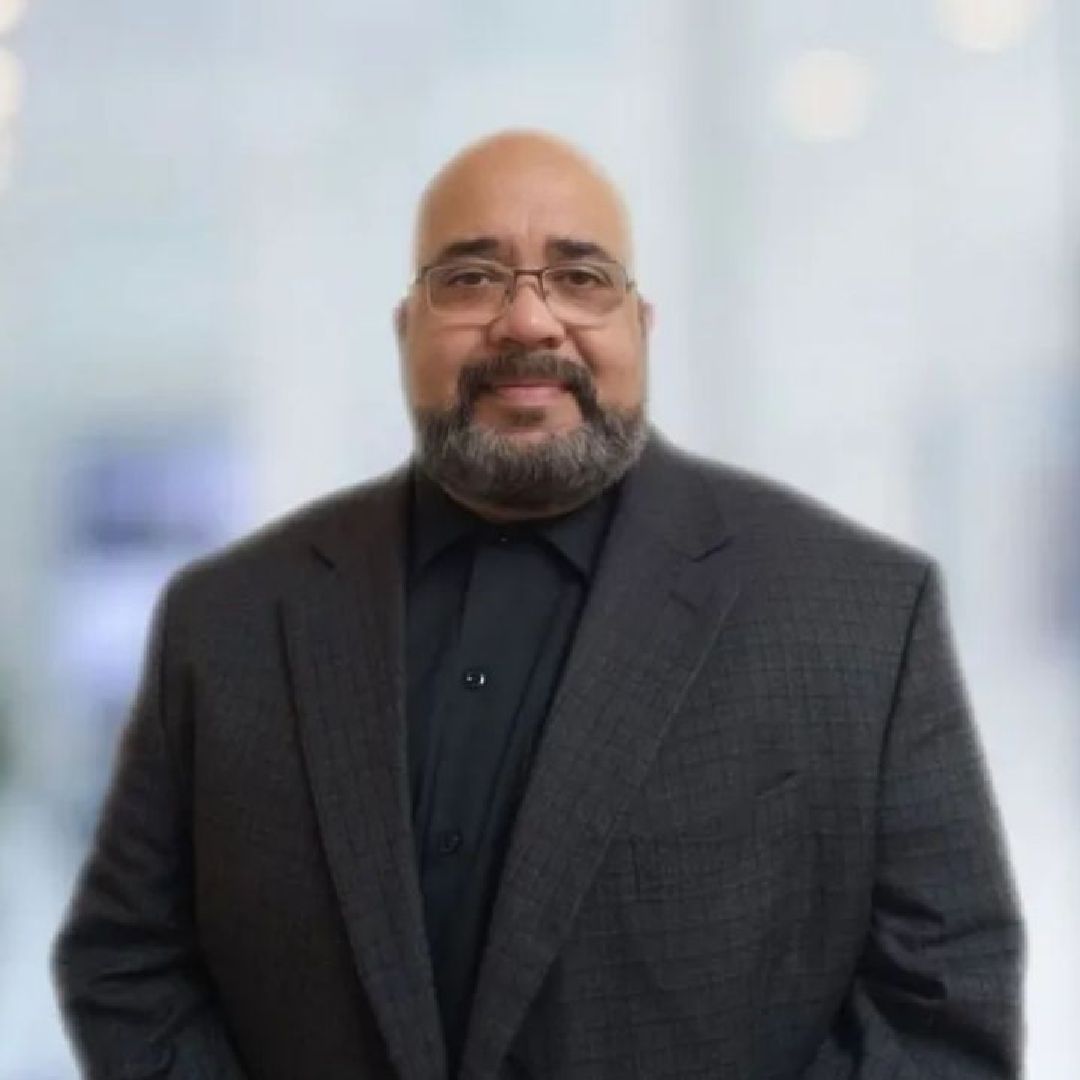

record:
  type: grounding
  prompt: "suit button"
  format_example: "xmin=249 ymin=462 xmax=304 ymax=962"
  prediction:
xmin=462 ymin=668 xmax=487 ymax=689
xmin=436 ymin=830 xmax=463 ymax=855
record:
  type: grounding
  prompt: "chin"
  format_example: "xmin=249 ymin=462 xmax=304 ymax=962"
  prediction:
xmin=484 ymin=421 xmax=580 ymax=446
xmin=477 ymin=404 xmax=582 ymax=437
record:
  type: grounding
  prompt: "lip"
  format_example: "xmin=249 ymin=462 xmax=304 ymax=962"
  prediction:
xmin=486 ymin=381 xmax=567 ymax=404
xmin=488 ymin=379 xmax=565 ymax=387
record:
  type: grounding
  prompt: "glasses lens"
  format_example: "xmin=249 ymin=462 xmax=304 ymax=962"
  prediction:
xmin=427 ymin=262 xmax=508 ymax=317
xmin=543 ymin=262 xmax=625 ymax=321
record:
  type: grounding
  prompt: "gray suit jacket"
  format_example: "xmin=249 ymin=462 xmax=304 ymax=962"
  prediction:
xmin=53 ymin=431 xmax=1022 ymax=1079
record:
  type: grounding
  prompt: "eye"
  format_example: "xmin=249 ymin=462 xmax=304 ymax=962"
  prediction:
xmin=548 ymin=263 xmax=614 ymax=290
xmin=437 ymin=264 xmax=504 ymax=288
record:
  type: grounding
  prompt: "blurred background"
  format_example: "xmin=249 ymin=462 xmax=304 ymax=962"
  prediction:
xmin=0 ymin=0 xmax=1076 ymax=1075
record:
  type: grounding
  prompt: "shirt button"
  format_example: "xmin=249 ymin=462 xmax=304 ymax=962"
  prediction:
xmin=496 ymin=533 xmax=511 ymax=544
xmin=462 ymin=668 xmax=487 ymax=689
xmin=436 ymin=829 xmax=463 ymax=855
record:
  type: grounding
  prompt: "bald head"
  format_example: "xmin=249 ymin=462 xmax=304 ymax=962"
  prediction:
xmin=412 ymin=130 xmax=635 ymax=275
xmin=396 ymin=131 xmax=651 ymax=520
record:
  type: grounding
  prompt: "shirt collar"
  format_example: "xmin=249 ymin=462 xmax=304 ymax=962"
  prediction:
xmin=409 ymin=465 xmax=618 ymax=579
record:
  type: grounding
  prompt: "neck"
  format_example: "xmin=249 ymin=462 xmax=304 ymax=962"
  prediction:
xmin=437 ymin=483 xmax=595 ymax=523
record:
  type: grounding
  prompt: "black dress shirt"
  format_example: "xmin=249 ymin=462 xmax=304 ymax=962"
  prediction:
xmin=405 ymin=468 xmax=617 ymax=1076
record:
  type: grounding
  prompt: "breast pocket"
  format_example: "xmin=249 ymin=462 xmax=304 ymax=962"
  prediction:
xmin=626 ymin=770 xmax=807 ymax=903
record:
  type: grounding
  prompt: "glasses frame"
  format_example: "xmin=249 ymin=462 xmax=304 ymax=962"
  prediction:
xmin=414 ymin=258 xmax=636 ymax=327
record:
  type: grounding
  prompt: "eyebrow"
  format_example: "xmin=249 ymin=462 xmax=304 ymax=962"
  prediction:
xmin=426 ymin=236 xmax=503 ymax=265
xmin=423 ymin=234 xmax=622 ymax=268
xmin=546 ymin=236 xmax=619 ymax=264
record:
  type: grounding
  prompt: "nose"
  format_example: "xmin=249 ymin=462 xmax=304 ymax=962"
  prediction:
xmin=487 ymin=276 xmax=567 ymax=352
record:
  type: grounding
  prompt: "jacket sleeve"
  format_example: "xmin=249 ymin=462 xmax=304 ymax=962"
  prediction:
xmin=803 ymin=562 xmax=1023 ymax=1079
xmin=51 ymin=576 xmax=249 ymax=1080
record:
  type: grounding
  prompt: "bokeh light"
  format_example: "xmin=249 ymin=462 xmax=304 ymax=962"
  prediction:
xmin=0 ymin=47 xmax=24 ymax=121
xmin=775 ymin=48 xmax=874 ymax=143
xmin=0 ymin=0 xmax=27 ymax=38
xmin=935 ymin=0 xmax=1046 ymax=52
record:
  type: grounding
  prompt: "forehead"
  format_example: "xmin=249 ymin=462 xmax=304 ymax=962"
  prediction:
xmin=414 ymin=153 xmax=632 ymax=270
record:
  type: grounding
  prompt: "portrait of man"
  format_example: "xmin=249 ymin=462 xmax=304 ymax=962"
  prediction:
xmin=51 ymin=131 xmax=1022 ymax=1079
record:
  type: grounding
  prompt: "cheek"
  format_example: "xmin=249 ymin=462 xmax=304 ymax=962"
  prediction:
xmin=404 ymin=329 xmax=481 ymax=407
xmin=575 ymin=329 xmax=646 ymax=406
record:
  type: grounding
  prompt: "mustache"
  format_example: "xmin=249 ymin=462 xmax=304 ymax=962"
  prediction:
xmin=457 ymin=352 xmax=598 ymax=414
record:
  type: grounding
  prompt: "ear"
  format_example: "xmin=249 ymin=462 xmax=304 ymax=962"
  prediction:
xmin=637 ymin=296 xmax=654 ymax=338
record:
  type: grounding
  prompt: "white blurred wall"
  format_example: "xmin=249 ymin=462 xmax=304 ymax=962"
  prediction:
xmin=0 ymin=1 xmax=1076 ymax=1075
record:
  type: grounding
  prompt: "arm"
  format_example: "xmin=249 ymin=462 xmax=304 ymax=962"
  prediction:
xmin=804 ymin=563 xmax=1023 ymax=1078
xmin=51 ymin=578 xmax=249 ymax=1080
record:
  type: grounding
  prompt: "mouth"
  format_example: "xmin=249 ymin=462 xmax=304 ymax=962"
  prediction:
xmin=484 ymin=380 xmax=568 ymax=405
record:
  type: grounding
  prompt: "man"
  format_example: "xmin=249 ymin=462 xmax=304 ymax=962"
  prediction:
xmin=53 ymin=131 xmax=1022 ymax=1079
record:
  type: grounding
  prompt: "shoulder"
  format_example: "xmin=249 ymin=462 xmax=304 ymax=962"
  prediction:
xmin=650 ymin=433 xmax=933 ymax=592
xmin=162 ymin=462 xmax=409 ymax=614
xmin=650 ymin=437 xmax=940 ymax=695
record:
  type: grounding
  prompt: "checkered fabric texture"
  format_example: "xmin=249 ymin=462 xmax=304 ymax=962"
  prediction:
xmin=52 ymin=431 xmax=1022 ymax=1080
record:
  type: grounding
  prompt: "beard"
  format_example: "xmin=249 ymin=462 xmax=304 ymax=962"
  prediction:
xmin=411 ymin=351 xmax=647 ymax=515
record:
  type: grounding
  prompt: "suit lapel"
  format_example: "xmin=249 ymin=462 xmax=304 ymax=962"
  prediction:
xmin=281 ymin=468 xmax=447 ymax=1080
xmin=461 ymin=434 xmax=741 ymax=1080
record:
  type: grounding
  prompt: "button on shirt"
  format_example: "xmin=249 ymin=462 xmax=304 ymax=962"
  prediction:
xmin=406 ymin=469 xmax=617 ymax=1076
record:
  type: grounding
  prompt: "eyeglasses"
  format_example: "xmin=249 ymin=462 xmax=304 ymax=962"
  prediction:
xmin=415 ymin=259 xmax=634 ymax=327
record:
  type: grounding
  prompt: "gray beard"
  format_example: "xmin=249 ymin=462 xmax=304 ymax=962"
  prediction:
xmin=411 ymin=351 xmax=647 ymax=515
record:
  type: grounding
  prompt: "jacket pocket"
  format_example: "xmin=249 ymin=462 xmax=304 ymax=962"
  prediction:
xmin=628 ymin=771 xmax=806 ymax=902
